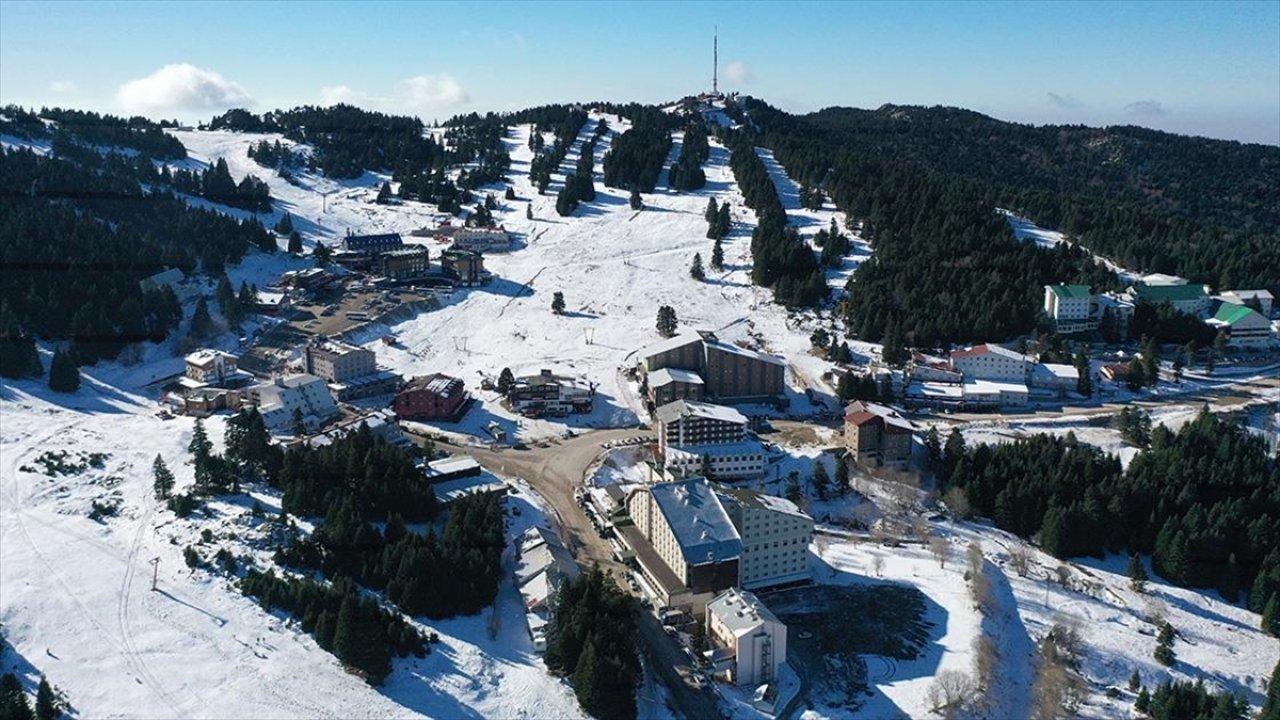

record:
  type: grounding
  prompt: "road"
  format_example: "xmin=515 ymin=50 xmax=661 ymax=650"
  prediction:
xmin=428 ymin=429 xmax=725 ymax=720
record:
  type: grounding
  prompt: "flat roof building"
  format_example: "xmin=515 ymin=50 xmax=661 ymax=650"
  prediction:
xmin=706 ymin=588 xmax=787 ymax=688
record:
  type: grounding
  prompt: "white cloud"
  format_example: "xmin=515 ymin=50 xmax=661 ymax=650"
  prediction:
xmin=116 ymin=63 xmax=252 ymax=115
xmin=49 ymin=80 xmax=77 ymax=94
xmin=724 ymin=60 xmax=754 ymax=85
xmin=318 ymin=74 xmax=470 ymax=115
xmin=1125 ymin=100 xmax=1167 ymax=117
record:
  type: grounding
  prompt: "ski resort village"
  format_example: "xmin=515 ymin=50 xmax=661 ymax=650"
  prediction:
xmin=3 ymin=17 xmax=1280 ymax=720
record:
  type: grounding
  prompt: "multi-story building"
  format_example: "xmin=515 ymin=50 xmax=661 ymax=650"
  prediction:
xmin=1207 ymin=302 xmax=1274 ymax=348
xmin=339 ymin=232 xmax=404 ymax=255
xmin=637 ymin=331 xmax=785 ymax=403
xmin=394 ymin=373 xmax=469 ymax=421
xmin=378 ymin=246 xmax=429 ymax=280
xmin=1029 ymin=363 xmax=1080 ymax=396
xmin=949 ymin=343 xmax=1032 ymax=382
xmin=304 ymin=339 xmax=399 ymax=401
xmin=1043 ymin=285 xmax=1098 ymax=334
xmin=716 ymin=487 xmax=813 ymax=591
xmin=253 ymin=374 xmax=340 ymax=434
xmin=508 ymin=369 xmax=595 ymax=416
xmin=514 ymin=526 xmax=580 ymax=653
xmin=446 ymin=227 xmax=512 ymax=253
xmin=184 ymin=350 xmax=247 ymax=387
xmin=440 ymin=249 xmax=489 ymax=286
xmin=305 ymin=339 xmax=376 ymax=382
xmin=1097 ymin=292 xmax=1136 ymax=340
xmin=647 ymin=367 xmax=705 ymax=406
xmin=1128 ymin=282 xmax=1211 ymax=317
xmin=705 ymin=588 xmax=787 ymax=687
xmin=623 ymin=478 xmax=741 ymax=609
xmin=843 ymin=400 xmax=914 ymax=469
xmin=1217 ymin=290 xmax=1274 ymax=318
xmin=655 ymin=399 xmax=765 ymax=479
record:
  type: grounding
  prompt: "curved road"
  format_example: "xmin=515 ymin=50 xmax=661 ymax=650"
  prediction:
xmin=431 ymin=429 xmax=724 ymax=720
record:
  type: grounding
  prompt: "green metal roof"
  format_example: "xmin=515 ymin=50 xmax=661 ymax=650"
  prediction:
xmin=1049 ymin=284 xmax=1092 ymax=299
xmin=1133 ymin=284 xmax=1207 ymax=303
xmin=1212 ymin=302 xmax=1264 ymax=326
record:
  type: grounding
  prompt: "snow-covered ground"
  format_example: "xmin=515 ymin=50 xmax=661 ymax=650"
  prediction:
xmin=813 ymin=520 xmax=1279 ymax=719
xmin=0 ymin=375 xmax=587 ymax=719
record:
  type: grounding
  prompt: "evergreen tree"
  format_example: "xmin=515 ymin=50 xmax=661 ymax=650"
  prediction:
xmin=1127 ymin=668 xmax=1141 ymax=693
xmin=1128 ymin=554 xmax=1148 ymax=593
xmin=655 ymin=305 xmax=678 ymax=337
xmin=711 ymin=237 xmax=724 ymax=270
xmin=505 ymin=186 xmax=516 ymax=201
xmin=47 ymin=348 xmax=79 ymax=393
xmin=274 ymin=212 xmax=294 ymax=235
xmin=287 ymin=230 xmax=302 ymax=254
xmin=1264 ymin=593 xmax=1279 ymax=637
xmin=313 ymin=241 xmax=332 ymax=265
xmin=1135 ymin=687 xmax=1151 ymax=714
xmin=551 ymin=291 xmax=566 ymax=315
xmin=190 ymin=297 xmax=214 ymax=339
xmin=0 ymin=304 xmax=42 ymax=379
xmin=705 ymin=197 xmax=718 ymax=223
xmin=881 ymin=324 xmax=908 ymax=367
xmin=34 ymin=678 xmax=57 ymax=720
xmin=690 ymin=253 xmax=705 ymax=281
xmin=813 ymin=460 xmax=830 ymax=501
xmin=0 ymin=673 xmax=34 ymax=720
xmin=153 ymin=454 xmax=175 ymax=500
xmin=1075 ymin=350 xmax=1092 ymax=397
xmin=525 ymin=204 xmax=533 ymax=221
xmin=786 ymin=471 xmax=803 ymax=504
xmin=629 ymin=186 xmax=643 ymax=210
xmin=375 ymin=181 xmax=393 ymax=204
xmin=497 ymin=367 xmax=515 ymax=395
xmin=1262 ymin=658 xmax=1279 ymax=720
xmin=1154 ymin=621 xmax=1176 ymax=666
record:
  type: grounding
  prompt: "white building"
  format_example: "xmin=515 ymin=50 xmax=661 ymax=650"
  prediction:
xmin=1043 ymin=285 xmax=1097 ymax=334
xmin=716 ymin=487 xmax=813 ymax=591
xmin=254 ymin=374 xmax=340 ymax=434
xmin=183 ymin=350 xmax=248 ymax=388
xmin=949 ymin=344 xmax=1032 ymax=382
xmin=443 ymin=226 xmax=513 ymax=253
xmin=514 ymin=527 xmax=580 ymax=653
xmin=655 ymin=400 xmax=766 ymax=479
xmin=1097 ymin=292 xmax=1136 ymax=339
xmin=1207 ymin=302 xmax=1274 ymax=348
xmin=962 ymin=379 xmax=1029 ymax=408
xmin=705 ymin=588 xmax=787 ymax=687
xmin=1029 ymin=362 xmax=1079 ymax=396
xmin=1217 ymin=290 xmax=1274 ymax=318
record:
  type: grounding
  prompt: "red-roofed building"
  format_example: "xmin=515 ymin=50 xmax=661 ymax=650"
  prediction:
xmin=843 ymin=401 xmax=914 ymax=469
xmin=394 ymin=373 xmax=469 ymax=421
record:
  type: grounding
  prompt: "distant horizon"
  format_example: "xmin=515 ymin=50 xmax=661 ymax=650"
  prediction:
xmin=2 ymin=1 xmax=1277 ymax=145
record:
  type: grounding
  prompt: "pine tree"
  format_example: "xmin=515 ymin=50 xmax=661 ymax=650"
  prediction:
xmin=497 ymin=367 xmax=515 ymax=395
xmin=287 ymin=230 xmax=302 ymax=254
xmin=551 ymin=291 xmax=566 ymax=315
xmin=572 ymin=636 xmax=603 ymax=716
xmin=526 ymin=204 xmax=533 ymax=221
xmin=1262 ymin=657 xmax=1280 ymax=720
xmin=1 ymin=673 xmax=34 ymax=720
xmin=47 ymin=348 xmax=79 ymax=393
xmin=705 ymin=197 xmax=718 ymax=223
xmin=1135 ymin=687 xmax=1151 ymax=713
xmin=1128 ymin=553 xmax=1148 ymax=592
xmin=189 ymin=419 xmax=212 ymax=461
xmin=786 ymin=471 xmax=802 ymax=504
xmin=690 ymin=253 xmax=705 ymax=281
xmin=505 ymin=186 xmax=516 ymax=201
xmin=190 ymin=297 xmax=214 ymax=339
xmin=1075 ymin=351 xmax=1092 ymax=396
xmin=1264 ymin=593 xmax=1279 ymax=637
xmin=153 ymin=454 xmax=175 ymax=500
xmin=655 ymin=305 xmax=678 ymax=337
xmin=274 ymin=212 xmax=294 ymax=235
xmin=1218 ymin=554 xmax=1239 ymax=603
xmin=1154 ymin=621 xmax=1176 ymax=665
xmin=1127 ymin=668 xmax=1141 ymax=693
xmin=375 ymin=181 xmax=393 ymax=204
xmin=812 ymin=460 xmax=830 ymax=501
xmin=34 ymin=678 xmax=57 ymax=720
xmin=711 ymin=237 xmax=724 ymax=270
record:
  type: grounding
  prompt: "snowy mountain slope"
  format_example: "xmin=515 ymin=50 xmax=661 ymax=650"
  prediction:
xmin=0 ymin=374 xmax=590 ymax=719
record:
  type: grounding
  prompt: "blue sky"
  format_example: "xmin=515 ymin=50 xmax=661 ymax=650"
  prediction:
xmin=2 ymin=1 xmax=1277 ymax=144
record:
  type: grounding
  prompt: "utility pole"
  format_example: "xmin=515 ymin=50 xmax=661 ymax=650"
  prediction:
xmin=149 ymin=557 xmax=160 ymax=591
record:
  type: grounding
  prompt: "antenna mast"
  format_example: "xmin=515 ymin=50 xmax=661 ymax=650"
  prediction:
xmin=713 ymin=26 xmax=719 ymax=95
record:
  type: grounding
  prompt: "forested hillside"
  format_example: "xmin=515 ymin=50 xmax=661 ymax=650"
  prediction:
xmin=746 ymin=99 xmax=1279 ymax=296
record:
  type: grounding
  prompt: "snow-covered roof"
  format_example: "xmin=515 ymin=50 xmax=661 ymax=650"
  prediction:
xmin=637 ymin=332 xmax=704 ymax=361
xmin=707 ymin=588 xmax=781 ymax=636
xmin=702 ymin=336 xmax=786 ymax=367
xmin=962 ymin=379 xmax=1029 ymax=395
xmin=905 ymin=381 xmax=964 ymax=399
xmin=844 ymin=400 xmax=913 ymax=432
xmin=715 ymin=485 xmax=811 ymax=522
xmin=1032 ymin=363 xmax=1080 ymax=381
xmin=424 ymin=456 xmax=481 ymax=477
xmin=654 ymin=399 xmax=748 ymax=426
xmin=185 ymin=349 xmax=237 ymax=368
xmin=649 ymin=367 xmax=704 ymax=387
xmin=664 ymin=439 xmax=767 ymax=460
xmin=951 ymin=343 xmax=1029 ymax=362
xmin=649 ymin=478 xmax=741 ymax=566
xmin=1140 ymin=273 xmax=1187 ymax=287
